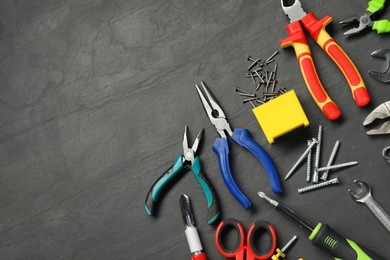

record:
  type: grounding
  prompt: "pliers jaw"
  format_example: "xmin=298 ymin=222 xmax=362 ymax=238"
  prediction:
xmin=182 ymin=125 xmax=203 ymax=164
xmin=195 ymin=82 xmax=233 ymax=138
xmin=363 ymin=101 xmax=390 ymax=135
xmin=340 ymin=13 xmax=373 ymax=36
xmin=281 ymin=0 xmax=307 ymax=23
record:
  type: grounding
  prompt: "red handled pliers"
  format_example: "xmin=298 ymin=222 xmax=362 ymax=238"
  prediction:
xmin=280 ymin=0 xmax=371 ymax=121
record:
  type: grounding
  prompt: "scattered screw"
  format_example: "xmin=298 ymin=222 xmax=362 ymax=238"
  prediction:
xmin=320 ymin=140 xmax=340 ymax=181
xmin=306 ymin=140 xmax=312 ymax=182
xmin=317 ymin=161 xmax=358 ymax=172
xmin=285 ymin=138 xmax=318 ymax=181
xmin=312 ymin=125 xmax=322 ymax=183
xmin=298 ymin=178 xmax=339 ymax=194
xmin=281 ymin=235 xmax=298 ymax=253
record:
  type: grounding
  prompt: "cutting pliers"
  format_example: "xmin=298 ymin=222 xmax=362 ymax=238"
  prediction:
xmin=363 ymin=100 xmax=390 ymax=135
xmin=144 ymin=125 xmax=220 ymax=224
xmin=280 ymin=0 xmax=370 ymax=121
xmin=341 ymin=0 xmax=390 ymax=35
xmin=195 ymin=82 xmax=282 ymax=210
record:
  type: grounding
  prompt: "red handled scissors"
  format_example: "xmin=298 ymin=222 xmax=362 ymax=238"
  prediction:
xmin=215 ymin=219 xmax=277 ymax=260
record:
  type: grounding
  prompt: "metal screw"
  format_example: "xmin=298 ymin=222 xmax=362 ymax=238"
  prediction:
xmin=249 ymin=72 xmax=257 ymax=86
xmin=281 ymin=235 xmax=298 ymax=253
xmin=317 ymin=161 xmax=358 ymax=172
xmin=284 ymin=138 xmax=318 ymax=181
xmin=312 ymin=125 xmax=322 ymax=183
xmin=320 ymin=140 xmax=340 ymax=181
xmin=298 ymin=178 xmax=339 ymax=194
xmin=306 ymin=140 xmax=312 ymax=182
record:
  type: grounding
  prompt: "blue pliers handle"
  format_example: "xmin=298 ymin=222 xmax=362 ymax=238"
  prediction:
xmin=213 ymin=128 xmax=282 ymax=209
xmin=196 ymin=82 xmax=283 ymax=210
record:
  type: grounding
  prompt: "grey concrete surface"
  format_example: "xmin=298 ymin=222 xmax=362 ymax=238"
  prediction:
xmin=0 ymin=0 xmax=389 ymax=259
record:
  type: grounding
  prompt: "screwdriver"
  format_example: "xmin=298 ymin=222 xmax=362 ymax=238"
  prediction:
xmin=272 ymin=235 xmax=297 ymax=260
xmin=179 ymin=194 xmax=207 ymax=260
xmin=258 ymin=192 xmax=385 ymax=260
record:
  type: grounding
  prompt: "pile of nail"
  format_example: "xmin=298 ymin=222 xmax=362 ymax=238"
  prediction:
xmin=284 ymin=125 xmax=359 ymax=194
xmin=236 ymin=51 xmax=288 ymax=107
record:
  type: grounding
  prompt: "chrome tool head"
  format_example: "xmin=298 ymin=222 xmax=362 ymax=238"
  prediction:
xmin=195 ymin=82 xmax=233 ymax=138
xmin=179 ymin=193 xmax=195 ymax=227
xmin=257 ymin=191 xmax=278 ymax=207
xmin=363 ymin=101 xmax=390 ymax=135
xmin=281 ymin=0 xmax=307 ymax=22
xmin=340 ymin=13 xmax=373 ymax=36
xmin=183 ymin=125 xmax=203 ymax=163
xmin=348 ymin=180 xmax=371 ymax=203
xmin=369 ymin=49 xmax=390 ymax=83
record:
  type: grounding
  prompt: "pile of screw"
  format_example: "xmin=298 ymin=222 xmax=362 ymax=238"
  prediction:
xmin=236 ymin=51 xmax=288 ymax=108
xmin=284 ymin=125 xmax=359 ymax=194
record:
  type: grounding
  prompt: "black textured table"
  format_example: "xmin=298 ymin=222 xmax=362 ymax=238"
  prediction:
xmin=1 ymin=0 xmax=389 ymax=259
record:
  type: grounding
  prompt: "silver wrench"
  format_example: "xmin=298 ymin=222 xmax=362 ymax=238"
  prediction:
xmin=349 ymin=180 xmax=390 ymax=233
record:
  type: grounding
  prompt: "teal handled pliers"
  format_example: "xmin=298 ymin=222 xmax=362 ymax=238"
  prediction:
xmin=144 ymin=125 xmax=220 ymax=225
xmin=340 ymin=0 xmax=390 ymax=35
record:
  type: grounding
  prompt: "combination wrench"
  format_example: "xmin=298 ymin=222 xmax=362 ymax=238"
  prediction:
xmin=349 ymin=180 xmax=390 ymax=233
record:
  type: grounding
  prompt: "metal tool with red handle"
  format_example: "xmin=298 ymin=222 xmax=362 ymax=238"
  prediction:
xmin=280 ymin=0 xmax=370 ymax=121
xmin=180 ymin=194 xmax=207 ymax=260
xmin=216 ymin=219 xmax=277 ymax=260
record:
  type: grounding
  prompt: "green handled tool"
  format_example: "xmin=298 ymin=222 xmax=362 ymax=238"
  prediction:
xmin=258 ymin=192 xmax=385 ymax=260
xmin=144 ymin=125 xmax=220 ymax=225
xmin=341 ymin=0 xmax=390 ymax=35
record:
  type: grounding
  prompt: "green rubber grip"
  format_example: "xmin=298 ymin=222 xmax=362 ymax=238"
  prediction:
xmin=372 ymin=20 xmax=390 ymax=34
xmin=191 ymin=156 xmax=220 ymax=224
xmin=144 ymin=155 xmax=183 ymax=216
xmin=309 ymin=223 xmax=385 ymax=260
xmin=367 ymin=0 xmax=385 ymax=14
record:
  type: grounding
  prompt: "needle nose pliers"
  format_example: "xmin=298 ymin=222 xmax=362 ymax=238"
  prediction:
xmin=340 ymin=0 xmax=390 ymax=35
xmin=280 ymin=0 xmax=370 ymax=121
xmin=195 ymin=81 xmax=282 ymax=210
xmin=144 ymin=125 xmax=220 ymax=224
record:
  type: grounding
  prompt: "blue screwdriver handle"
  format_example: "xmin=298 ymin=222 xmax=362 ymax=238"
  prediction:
xmin=231 ymin=128 xmax=283 ymax=193
xmin=213 ymin=138 xmax=252 ymax=209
